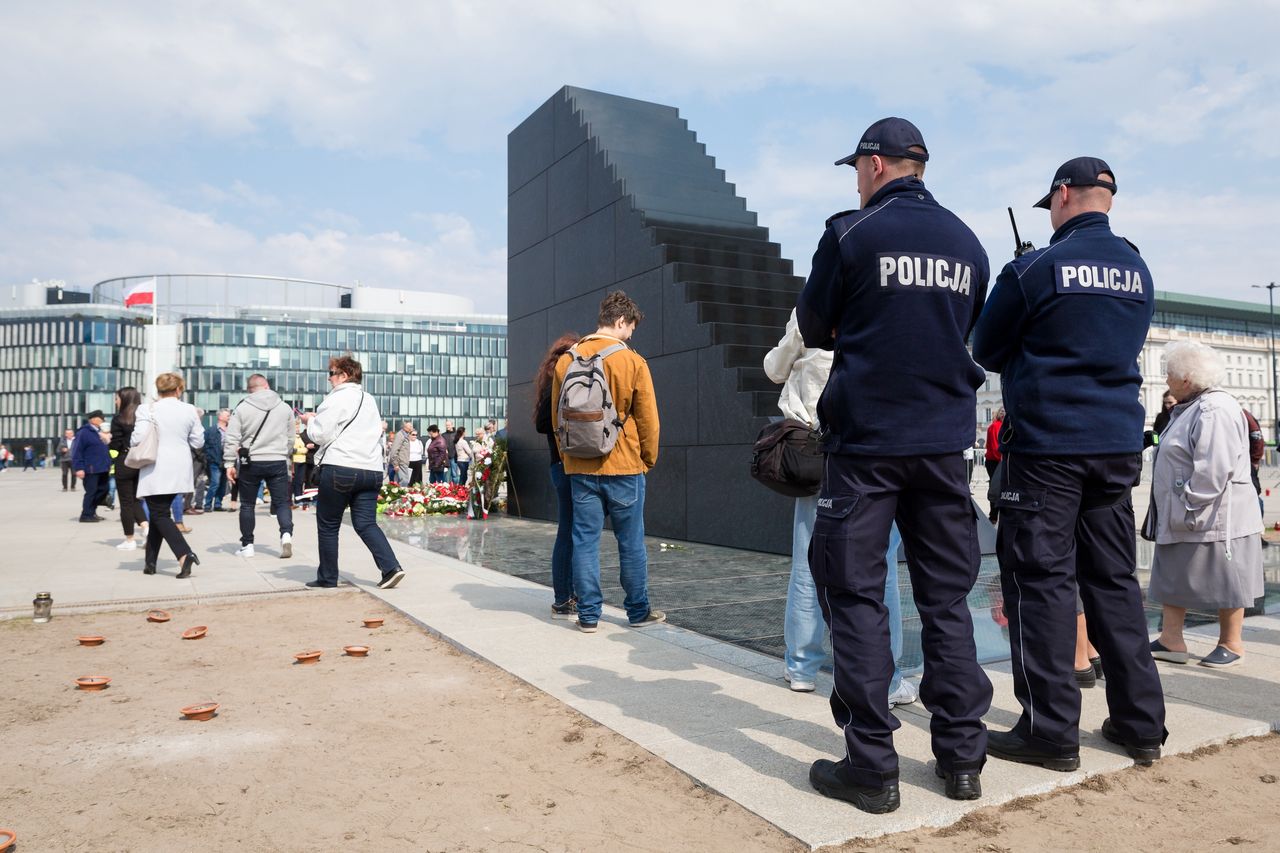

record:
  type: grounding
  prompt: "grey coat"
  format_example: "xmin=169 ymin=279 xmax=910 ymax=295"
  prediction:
xmin=1150 ymin=389 xmax=1261 ymax=545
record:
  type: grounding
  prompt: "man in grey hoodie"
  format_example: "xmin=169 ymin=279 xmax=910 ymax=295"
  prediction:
xmin=224 ymin=374 xmax=295 ymax=559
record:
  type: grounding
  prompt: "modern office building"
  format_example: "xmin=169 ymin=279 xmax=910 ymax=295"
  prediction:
xmin=1 ymin=276 xmax=507 ymax=455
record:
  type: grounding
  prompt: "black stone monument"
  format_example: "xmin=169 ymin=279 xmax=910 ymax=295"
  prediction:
xmin=506 ymin=86 xmax=801 ymax=554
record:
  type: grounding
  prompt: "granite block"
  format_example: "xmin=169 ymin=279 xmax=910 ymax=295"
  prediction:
xmin=646 ymin=351 xmax=699 ymax=447
xmin=547 ymin=142 xmax=589 ymax=233
xmin=587 ymin=144 xmax=623 ymax=213
xmin=506 ymin=311 xmax=548 ymax=391
xmin=507 ymin=94 xmax=555 ymax=193
xmin=686 ymin=444 xmax=793 ymax=553
xmin=643 ymin=446 xmax=687 ymax=542
xmin=553 ymin=87 xmax=588 ymax=161
xmin=661 ymin=273 xmax=712 ymax=355
xmin=508 ymin=173 xmax=547 ymax=256
xmin=553 ymin=204 xmax=616 ymax=303
xmin=507 ymin=238 xmax=555 ymax=322
xmin=614 ymin=204 xmax=663 ymax=281
xmin=697 ymin=346 xmax=767 ymax=446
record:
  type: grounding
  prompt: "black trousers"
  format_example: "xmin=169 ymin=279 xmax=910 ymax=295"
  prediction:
xmin=61 ymin=461 xmax=75 ymax=490
xmin=80 ymin=472 xmax=108 ymax=519
xmin=810 ymin=453 xmax=992 ymax=787
xmin=409 ymin=460 xmax=424 ymax=486
xmin=144 ymin=493 xmax=191 ymax=566
xmin=116 ymin=472 xmax=146 ymax=536
xmin=996 ymin=453 xmax=1167 ymax=752
xmin=237 ymin=460 xmax=293 ymax=546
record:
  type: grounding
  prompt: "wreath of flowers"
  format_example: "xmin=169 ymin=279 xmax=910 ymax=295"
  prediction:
xmin=376 ymin=481 xmax=471 ymax=516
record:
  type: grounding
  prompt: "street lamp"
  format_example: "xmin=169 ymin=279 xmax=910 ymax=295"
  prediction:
xmin=1253 ymin=282 xmax=1279 ymax=444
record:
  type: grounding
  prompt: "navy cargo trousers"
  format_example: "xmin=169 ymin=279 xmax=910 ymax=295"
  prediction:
xmin=809 ymin=453 xmax=992 ymax=788
xmin=995 ymin=453 xmax=1167 ymax=753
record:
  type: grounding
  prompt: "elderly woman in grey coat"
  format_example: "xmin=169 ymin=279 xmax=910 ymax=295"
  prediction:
xmin=1148 ymin=341 xmax=1263 ymax=668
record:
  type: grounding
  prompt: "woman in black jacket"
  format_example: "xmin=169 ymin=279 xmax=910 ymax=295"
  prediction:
xmin=535 ymin=333 xmax=580 ymax=619
xmin=109 ymin=386 xmax=147 ymax=550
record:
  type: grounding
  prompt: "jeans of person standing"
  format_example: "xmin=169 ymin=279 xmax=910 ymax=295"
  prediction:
xmin=315 ymin=465 xmax=401 ymax=586
xmin=786 ymin=494 xmax=905 ymax=690
xmin=204 ymin=464 xmax=227 ymax=510
xmin=449 ymin=459 xmax=459 ymax=484
xmin=549 ymin=462 xmax=575 ymax=606
xmin=291 ymin=462 xmax=310 ymax=499
xmin=456 ymin=460 xmax=470 ymax=484
xmin=570 ymin=473 xmax=650 ymax=625
xmin=80 ymin=471 xmax=108 ymax=519
xmin=61 ymin=460 xmax=75 ymax=490
xmin=143 ymin=493 xmax=192 ymax=566
xmin=429 ymin=468 xmax=446 ymax=484
xmin=106 ymin=475 xmax=117 ymax=506
xmin=237 ymin=460 xmax=293 ymax=546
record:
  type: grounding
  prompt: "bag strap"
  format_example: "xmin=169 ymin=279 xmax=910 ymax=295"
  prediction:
xmin=243 ymin=405 xmax=279 ymax=460
xmin=315 ymin=391 xmax=365 ymax=468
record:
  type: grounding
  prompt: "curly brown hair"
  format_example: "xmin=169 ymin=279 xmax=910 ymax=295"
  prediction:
xmin=328 ymin=354 xmax=363 ymax=383
xmin=597 ymin=290 xmax=643 ymax=328
xmin=533 ymin=332 xmax=580 ymax=424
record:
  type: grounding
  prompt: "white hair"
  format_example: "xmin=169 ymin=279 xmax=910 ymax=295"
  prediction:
xmin=1164 ymin=341 xmax=1226 ymax=392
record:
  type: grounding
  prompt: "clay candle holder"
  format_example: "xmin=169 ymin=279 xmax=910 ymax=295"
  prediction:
xmin=0 ymin=828 xmax=15 ymax=852
xmin=76 ymin=676 xmax=111 ymax=691
xmin=147 ymin=610 xmax=172 ymax=623
xmin=344 ymin=645 xmax=370 ymax=657
xmin=294 ymin=650 xmax=322 ymax=665
xmin=180 ymin=702 xmax=219 ymax=722
xmin=77 ymin=635 xmax=106 ymax=646
xmin=362 ymin=618 xmax=384 ymax=628
xmin=181 ymin=626 xmax=208 ymax=640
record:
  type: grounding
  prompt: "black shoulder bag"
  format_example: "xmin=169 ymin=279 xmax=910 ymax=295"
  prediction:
xmin=750 ymin=418 xmax=824 ymax=497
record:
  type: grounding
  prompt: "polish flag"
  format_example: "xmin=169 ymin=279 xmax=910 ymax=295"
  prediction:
xmin=124 ymin=278 xmax=156 ymax=307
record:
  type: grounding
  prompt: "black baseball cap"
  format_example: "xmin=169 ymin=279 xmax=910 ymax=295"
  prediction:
xmin=835 ymin=117 xmax=930 ymax=167
xmin=86 ymin=410 xmax=105 ymax=420
xmin=1033 ymin=157 xmax=1117 ymax=209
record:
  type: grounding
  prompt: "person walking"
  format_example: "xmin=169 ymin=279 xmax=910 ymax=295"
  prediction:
xmin=301 ymin=355 xmax=405 ymax=590
xmin=973 ymin=156 xmax=1167 ymax=772
xmin=536 ymin=333 xmax=581 ymax=618
xmin=551 ymin=290 xmax=663 ymax=633
xmin=132 ymin=373 xmax=204 ymax=578
xmin=454 ymin=426 xmax=472 ymax=484
xmin=203 ymin=409 xmax=230 ymax=511
xmin=1147 ymin=341 xmax=1264 ymax=668
xmin=796 ymin=118 xmax=993 ymax=812
xmin=109 ymin=387 xmax=147 ymax=549
xmin=224 ymin=374 xmax=295 ymax=559
xmin=72 ymin=412 xmax=111 ymax=521
xmin=57 ymin=429 xmax=76 ymax=490
xmin=425 ymin=425 xmax=448 ymax=483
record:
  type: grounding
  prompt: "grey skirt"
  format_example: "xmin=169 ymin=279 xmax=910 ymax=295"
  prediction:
xmin=1148 ymin=536 xmax=1264 ymax=610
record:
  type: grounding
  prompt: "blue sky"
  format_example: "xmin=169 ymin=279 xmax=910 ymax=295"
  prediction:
xmin=3 ymin=1 xmax=1279 ymax=310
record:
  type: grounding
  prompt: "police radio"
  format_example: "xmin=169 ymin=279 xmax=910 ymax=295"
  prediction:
xmin=1007 ymin=207 xmax=1035 ymax=258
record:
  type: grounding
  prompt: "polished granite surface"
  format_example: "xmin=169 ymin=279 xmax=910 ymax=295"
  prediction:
xmin=379 ymin=513 xmax=1280 ymax=673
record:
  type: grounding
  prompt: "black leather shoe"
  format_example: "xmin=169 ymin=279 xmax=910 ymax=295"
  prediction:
xmin=1101 ymin=718 xmax=1161 ymax=766
xmin=1074 ymin=665 xmax=1097 ymax=688
xmin=986 ymin=729 xmax=1080 ymax=771
xmin=808 ymin=758 xmax=900 ymax=813
xmin=305 ymin=580 xmax=338 ymax=589
xmin=143 ymin=564 xmax=156 ymax=575
xmin=79 ymin=516 xmax=102 ymax=523
xmin=176 ymin=553 xmax=199 ymax=579
xmin=934 ymin=766 xmax=982 ymax=800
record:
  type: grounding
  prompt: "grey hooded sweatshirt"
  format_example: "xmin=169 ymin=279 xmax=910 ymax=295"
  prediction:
xmin=223 ymin=389 xmax=294 ymax=466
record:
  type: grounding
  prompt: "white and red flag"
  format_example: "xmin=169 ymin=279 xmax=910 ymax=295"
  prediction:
xmin=124 ymin=278 xmax=156 ymax=307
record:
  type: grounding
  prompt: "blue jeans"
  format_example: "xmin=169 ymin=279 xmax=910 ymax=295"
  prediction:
xmin=786 ymin=494 xmax=904 ymax=689
xmin=237 ymin=460 xmax=293 ymax=546
xmin=204 ymin=464 xmax=226 ymax=510
xmin=570 ymin=473 xmax=650 ymax=624
xmin=549 ymin=462 xmax=575 ymax=605
xmin=315 ymin=465 xmax=400 ymax=586
xmin=457 ymin=461 xmax=470 ymax=484
xmin=449 ymin=459 xmax=459 ymax=484
xmin=429 ymin=468 xmax=446 ymax=484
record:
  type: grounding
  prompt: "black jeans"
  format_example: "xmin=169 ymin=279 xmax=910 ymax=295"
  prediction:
xmin=116 ymin=472 xmax=146 ymax=536
xmin=144 ymin=493 xmax=191 ymax=566
xmin=315 ymin=465 xmax=399 ymax=586
xmin=80 ymin=472 xmax=108 ymax=519
xmin=61 ymin=461 xmax=75 ymax=490
xmin=237 ymin=460 xmax=293 ymax=546
xmin=409 ymin=460 xmax=424 ymax=486
xmin=291 ymin=462 xmax=310 ymax=498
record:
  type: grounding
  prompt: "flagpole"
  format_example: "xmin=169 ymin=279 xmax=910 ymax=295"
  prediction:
xmin=150 ymin=278 xmax=158 ymax=394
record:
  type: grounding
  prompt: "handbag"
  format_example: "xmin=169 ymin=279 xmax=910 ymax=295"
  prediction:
xmin=749 ymin=418 xmax=824 ymax=497
xmin=124 ymin=412 xmax=160 ymax=468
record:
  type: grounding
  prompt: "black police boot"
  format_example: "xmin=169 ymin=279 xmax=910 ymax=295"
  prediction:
xmin=986 ymin=729 xmax=1080 ymax=772
xmin=934 ymin=766 xmax=982 ymax=800
xmin=1074 ymin=665 xmax=1097 ymax=689
xmin=1101 ymin=718 xmax=1162 ymax=766
xmin=808 ymin=758 xmax=900 ymax=814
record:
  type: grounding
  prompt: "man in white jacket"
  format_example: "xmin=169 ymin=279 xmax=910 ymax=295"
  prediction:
xmin=765 ymin=310 xmax=917 ymax=708
xmin=224 ymin=374 xmax=295 ymax=559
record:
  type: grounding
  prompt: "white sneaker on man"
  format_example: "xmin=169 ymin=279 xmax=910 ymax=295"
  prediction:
xmin=236 ymin=544 xmax=255 ymax=558
xmin=783 ymin=670 xmax=816 ymax=693
xmin=115 ymin=539 xmax=137 ymax=551
xmin=280 ymin=532 xmax=292 ymax=559
xmin=888 ymin=679 xmax=919 ymax=710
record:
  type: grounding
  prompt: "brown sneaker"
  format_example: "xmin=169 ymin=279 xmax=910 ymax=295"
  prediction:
xmin=628 ymin=610 xmax=666 ymax=628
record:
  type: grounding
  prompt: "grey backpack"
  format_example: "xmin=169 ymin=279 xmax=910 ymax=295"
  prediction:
xmin=556 ymin=342 xmax=629 ymax=458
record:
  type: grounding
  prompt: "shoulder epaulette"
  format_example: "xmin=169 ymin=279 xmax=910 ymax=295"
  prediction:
xmin=825 ymin=209 xmax=857 ymax=228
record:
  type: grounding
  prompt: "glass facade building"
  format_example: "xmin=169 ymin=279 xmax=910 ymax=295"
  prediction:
xmin=0 ymin=305 xmax=146 ymax=450
xmin=179 ymin=312 xmax=508 ymax=425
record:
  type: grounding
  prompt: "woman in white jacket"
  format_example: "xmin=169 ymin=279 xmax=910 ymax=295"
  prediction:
xmin=764 ymin=310 xmax=916 ymax=706
xmin=1148 ymin=341 xmax=1263 ymax=668
xmin=131 ymin=372 xmax=205 ymax=578
xmin=301 ymin=355 xmax=405 ymax=590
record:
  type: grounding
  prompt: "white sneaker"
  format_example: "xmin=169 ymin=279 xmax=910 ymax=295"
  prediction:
xmin=116 ymin=539 xmax=137 ymax=551
xmin=236 ymin=544 xmax=255 ymax=558
xmin=888 ymin=679 xmax=919 ymax=710
xmin=280 ymin=532 xmax=292 ymax=559
xmin=783 ymin=670 xmax=816 ymax=693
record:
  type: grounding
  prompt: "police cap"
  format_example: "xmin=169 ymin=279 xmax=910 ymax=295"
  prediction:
xmin=835 ymin=117 xmax=929 ymax=167
xmin=1034 ymin=157 xmax=1117 ymax=209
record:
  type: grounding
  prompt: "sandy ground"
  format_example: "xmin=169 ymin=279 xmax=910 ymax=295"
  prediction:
xmin=2 ymin=591 xmax=1278 ymax=853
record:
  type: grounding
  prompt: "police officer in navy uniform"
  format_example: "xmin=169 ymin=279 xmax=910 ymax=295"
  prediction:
xmin=973 ymin=157 xmax=1167 ymax=771
xmin=797 ymin=117 xmax=993 ymax=813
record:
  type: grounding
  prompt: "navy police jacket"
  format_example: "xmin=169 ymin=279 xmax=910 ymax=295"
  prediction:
xmin=972 ymin=211 xmax=1154 ymax=456
xmin=797 ymin=177 xmax=990 ymax=456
